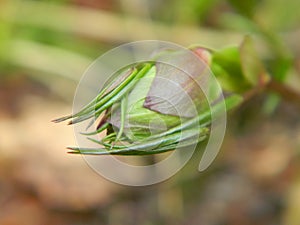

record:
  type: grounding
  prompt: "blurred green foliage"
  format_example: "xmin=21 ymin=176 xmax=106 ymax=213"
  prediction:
xmin=1 ymin=0 xmax=298 ymax=86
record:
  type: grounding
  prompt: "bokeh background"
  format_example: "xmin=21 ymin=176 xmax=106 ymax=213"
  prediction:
xmin=1 ymin=0 xmax=300 ymax=224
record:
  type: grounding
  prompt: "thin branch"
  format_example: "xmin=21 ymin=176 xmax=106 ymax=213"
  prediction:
xmin=267 ymin=79 xmax=300 ymax=108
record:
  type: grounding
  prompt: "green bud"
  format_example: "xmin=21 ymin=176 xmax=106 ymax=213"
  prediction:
xmin=54 ymin=47 xmax=243 ymax=155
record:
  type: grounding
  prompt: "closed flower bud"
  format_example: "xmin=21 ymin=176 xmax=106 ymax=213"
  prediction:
xmin=54 ymin=47 xmax=242 ymax=155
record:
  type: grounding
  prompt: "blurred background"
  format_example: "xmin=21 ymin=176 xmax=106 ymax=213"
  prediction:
xmin=0 ymin=0 xmax=300 ymax=224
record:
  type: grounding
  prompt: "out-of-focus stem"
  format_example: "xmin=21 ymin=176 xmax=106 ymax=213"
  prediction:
xmin=7 ymin=39 xmax=92 ymax=80
xmin=267 ymin=79 xmax=300 ymax=108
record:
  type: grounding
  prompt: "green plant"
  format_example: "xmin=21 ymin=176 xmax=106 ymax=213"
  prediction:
xmin=53 ymin=36 xmax=274 ymax=155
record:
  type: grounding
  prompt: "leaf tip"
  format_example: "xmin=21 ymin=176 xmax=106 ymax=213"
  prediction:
xmin=51 ymin=115 xmax=72 ymax=123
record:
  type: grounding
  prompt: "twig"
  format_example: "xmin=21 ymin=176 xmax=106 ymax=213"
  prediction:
xmin=267 ymin=79 xmax=300 ymax=108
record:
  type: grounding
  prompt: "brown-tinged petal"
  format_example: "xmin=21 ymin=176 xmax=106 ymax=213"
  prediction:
xmin=144 ymin=50 xmax=210 ymax=118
